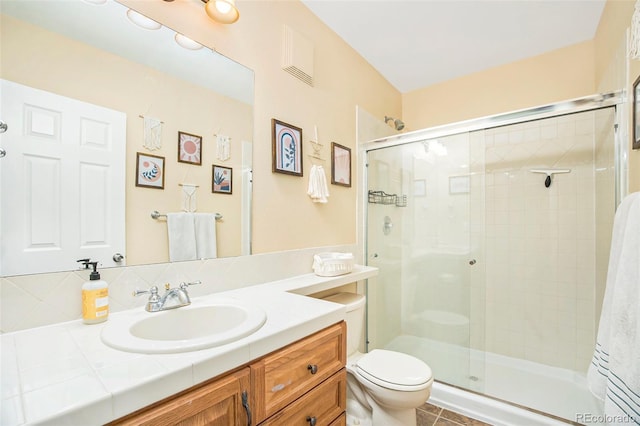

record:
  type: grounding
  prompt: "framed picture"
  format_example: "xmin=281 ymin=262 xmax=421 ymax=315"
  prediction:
xmin=178 ymin=131 xmax=202 ymax=165
xmin=449 ymin=175 xmax=470 ymax=194
xmin=272 ymin=119 xmax=303 ymax=176
xmin=331 ymin=142 xmax=351 ymax=187
xmin=212 ymin=165 xmax=232 ymax=194
xmin=634 ymin=75 xmax=640 ymax=150
xmin=135 ymin=152 xmax=165 ymax=189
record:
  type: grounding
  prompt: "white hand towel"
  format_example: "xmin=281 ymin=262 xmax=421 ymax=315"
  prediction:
xmin=307 ymin=165 xmax=329 ymax=203
xmin=587 ymin=192 xmax=640 ymax=425
xmin=194 ymin=213 xmax=217 ymax=259
xmin=167 ymin=213 xmax=197 ymax=262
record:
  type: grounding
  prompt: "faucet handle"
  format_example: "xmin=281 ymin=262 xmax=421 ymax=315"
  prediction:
xmin=133 ymin=286 xmax=159 ymax=299
xmin=180 ymin=280 xmax=201 ymax=289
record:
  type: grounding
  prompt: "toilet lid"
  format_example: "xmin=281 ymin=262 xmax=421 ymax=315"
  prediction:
xmin=356 ymin=349 xmax=432 ymax=389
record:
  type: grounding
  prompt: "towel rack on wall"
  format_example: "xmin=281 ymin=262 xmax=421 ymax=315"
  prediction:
xmin=151 ymin=210 xmax=223 ymax=221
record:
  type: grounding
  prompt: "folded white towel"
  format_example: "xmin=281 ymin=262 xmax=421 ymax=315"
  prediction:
xmin=167 ymin=212 xmax=196 ymax=262
xmin=194 ymin=213 xmax=217 ymax=259
xmin=307 ymin=164 xmax=330 ymax=203
xmin=587 ymin=192 xmax=640 ymax=425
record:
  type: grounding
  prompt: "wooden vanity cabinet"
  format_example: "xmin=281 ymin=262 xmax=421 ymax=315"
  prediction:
xmin=108 ymin=368 xmax=251 ymax=426
xmin=108 ymin=322 xmax=346 ymax=426
xmin=252 ymin=321 xmax=346 ymax=424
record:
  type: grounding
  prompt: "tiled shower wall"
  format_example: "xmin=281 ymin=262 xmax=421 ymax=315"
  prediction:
xmin=482 ymin=108 xmax=615 ymax=372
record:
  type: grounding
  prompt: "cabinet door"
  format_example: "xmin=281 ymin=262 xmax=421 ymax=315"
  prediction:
xmin=110 ymin=369 xmax=251 ymax=426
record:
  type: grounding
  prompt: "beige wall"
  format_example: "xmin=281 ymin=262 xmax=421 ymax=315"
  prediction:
xmin=402 ymin=41 xmax=596 ymax=131
xmin=403 ymin=0 xmax=638 ymax=192
xmin=119 ymin=0 xmax=403 ymax=255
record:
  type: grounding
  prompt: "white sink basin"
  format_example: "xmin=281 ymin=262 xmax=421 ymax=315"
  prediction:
xmin=101 ymin=299 xmax=267 ymax=354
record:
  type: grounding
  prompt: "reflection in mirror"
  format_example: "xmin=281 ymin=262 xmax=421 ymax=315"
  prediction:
xmin=0 ymin=0 xmax=254 ymax=276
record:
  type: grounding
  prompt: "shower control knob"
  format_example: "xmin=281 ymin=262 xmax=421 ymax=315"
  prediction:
xmin=469 ymin=259 xmax=477 ymax=265
xmin=307 ymin=364 xmax=318 ymax=374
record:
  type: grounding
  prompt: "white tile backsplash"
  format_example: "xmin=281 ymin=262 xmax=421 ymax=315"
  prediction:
xmin=0 ymin=244 xmax=357 ymax=333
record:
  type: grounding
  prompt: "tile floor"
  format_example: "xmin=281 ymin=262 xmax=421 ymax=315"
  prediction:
xmin=417 ymin=402 xmax=491 ymax=426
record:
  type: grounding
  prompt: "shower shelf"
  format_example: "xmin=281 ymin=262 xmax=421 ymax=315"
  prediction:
xmin=368 ymin=190 xmax=407 ymax=207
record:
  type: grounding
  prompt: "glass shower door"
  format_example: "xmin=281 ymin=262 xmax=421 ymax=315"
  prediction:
xmin=365 ymin=131 xmax=485 ymax=391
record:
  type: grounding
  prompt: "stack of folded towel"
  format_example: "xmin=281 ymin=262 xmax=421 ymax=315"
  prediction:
xmin=307 ymin=164 xmax=330 ymax=203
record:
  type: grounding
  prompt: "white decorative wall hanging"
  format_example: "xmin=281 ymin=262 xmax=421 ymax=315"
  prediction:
xmin=216 ymin=133 xmax=231 ymax=161
xmin=180 ymin=183 xmax=198 ymax=212
xmin=141 ymin=115 xmax=163 ymax=150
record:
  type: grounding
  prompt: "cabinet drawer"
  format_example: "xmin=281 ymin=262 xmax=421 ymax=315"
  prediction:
xmin=329 ymin=413 xmax=346 ymax=426
xmin=252 ymin=322 xmax=346 ymax=421
xmin=260 ymin=369 xmax=346 ymax=426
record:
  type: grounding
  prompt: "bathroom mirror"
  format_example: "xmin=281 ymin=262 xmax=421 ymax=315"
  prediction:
xmin=0 ymin=0 xmax=254 ymax=276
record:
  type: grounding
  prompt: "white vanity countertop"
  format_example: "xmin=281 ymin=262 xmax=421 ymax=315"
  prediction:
xmin=1 ymin=265 xmax=377 ymax=426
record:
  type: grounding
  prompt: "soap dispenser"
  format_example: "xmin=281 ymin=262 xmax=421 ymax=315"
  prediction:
xmin=80 ymin=261 xmax=109 ymax=324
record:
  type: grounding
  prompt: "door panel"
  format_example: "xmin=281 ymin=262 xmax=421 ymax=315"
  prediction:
xmin=0 ymin=79 xmax=126 ymax=275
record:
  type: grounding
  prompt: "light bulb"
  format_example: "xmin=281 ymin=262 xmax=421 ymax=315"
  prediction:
xmin=126 ymin=9 xmax=161 ymax=30
xmin=215 ymin=1 xmax=231 ymax=14
xmin=174 ymin=33 xmax=203 ymax=50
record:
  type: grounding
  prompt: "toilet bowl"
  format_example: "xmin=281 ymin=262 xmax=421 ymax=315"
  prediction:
xmin=322 ymin=292 xmax=433 ymax=426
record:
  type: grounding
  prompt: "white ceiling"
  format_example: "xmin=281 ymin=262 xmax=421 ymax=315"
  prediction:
xmin=301 ymin=0 xmax=607 ymax=93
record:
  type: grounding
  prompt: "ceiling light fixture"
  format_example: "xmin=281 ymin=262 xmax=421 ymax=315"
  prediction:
xmin=126 ymin=9 xmax=162 ymax=30
xmin=174 ymin=33 xmax=204 ymax=50
xmin=202 ymin=0 xmax=239 ymax=24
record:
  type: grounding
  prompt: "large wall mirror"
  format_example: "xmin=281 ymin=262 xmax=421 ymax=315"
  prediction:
xmin=0 ymin=0 xmax=254 ymax=276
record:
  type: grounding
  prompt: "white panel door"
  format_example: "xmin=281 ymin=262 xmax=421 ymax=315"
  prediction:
xmin=0 ymin=79 xmax=126 ymax=276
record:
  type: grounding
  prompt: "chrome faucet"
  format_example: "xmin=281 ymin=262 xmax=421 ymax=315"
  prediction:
xmin=134 ymin=281 xmax=201 ymax=312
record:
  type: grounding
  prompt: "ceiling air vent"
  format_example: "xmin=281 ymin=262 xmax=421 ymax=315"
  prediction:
xmin=282 ymin=25 xmax=314 ymax=86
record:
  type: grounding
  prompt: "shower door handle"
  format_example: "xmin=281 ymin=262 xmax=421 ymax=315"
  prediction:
xmin=469 ymin=259 xmax=476 ymax=265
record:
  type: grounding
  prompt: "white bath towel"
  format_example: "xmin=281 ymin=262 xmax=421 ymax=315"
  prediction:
xmin=194 ymin=213 xmax=217 ymax=259
xmin=587 ymin=192 xmax=640 ymax=425
xmin=307 ymin=165 xmax=330 ymax=203
xmin=167 ymin=213 xmax=197 ymax=262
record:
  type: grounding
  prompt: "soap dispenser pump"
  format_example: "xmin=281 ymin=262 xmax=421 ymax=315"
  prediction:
xmin=80 ymin=261 xmax=109 ymax=324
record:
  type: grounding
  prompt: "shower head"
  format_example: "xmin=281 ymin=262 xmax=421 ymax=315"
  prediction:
xmin=385 ymin=115 xmax=405 ymax=131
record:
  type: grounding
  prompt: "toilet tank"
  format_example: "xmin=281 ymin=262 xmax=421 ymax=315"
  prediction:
xmin=321 ymin=292 xmax=365 ymax=356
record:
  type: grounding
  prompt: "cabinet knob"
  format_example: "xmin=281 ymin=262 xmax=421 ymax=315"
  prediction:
xmin=307 ymin=364 xmax=318 ymax=374
xmin=306 ymin=416 xmax=317 ymax=426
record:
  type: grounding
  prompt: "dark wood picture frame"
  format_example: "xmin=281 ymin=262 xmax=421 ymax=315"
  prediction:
xmin=135 ymin=152 xmax=165 ymax=189
xmin=331 ymin=142 xmax=351 ymax=187
xmin=212 ymin=165 xmax=232 ymax=194
xmin=272 ymin=119 xmax=303 ymax=176
xmin=178 ymin=131 xmax=203 ymax=165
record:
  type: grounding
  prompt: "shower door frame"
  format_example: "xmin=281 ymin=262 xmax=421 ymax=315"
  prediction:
xmin=358 ymin=90 xmax=627 ymax=361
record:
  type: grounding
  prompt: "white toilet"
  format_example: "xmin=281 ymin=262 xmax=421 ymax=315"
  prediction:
xmin=322 ymin=292 xmax=433 ymax=426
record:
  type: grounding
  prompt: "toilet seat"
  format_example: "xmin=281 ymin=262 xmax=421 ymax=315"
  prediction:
xmin=355 ymin=349 xmax=433 ymax=392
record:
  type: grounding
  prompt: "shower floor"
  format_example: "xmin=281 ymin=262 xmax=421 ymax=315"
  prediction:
xmin=385 ymin=335 xmax=604 ymax=425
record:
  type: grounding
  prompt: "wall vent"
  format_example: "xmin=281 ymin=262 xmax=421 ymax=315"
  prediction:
xmin=282 ymin=25 xmax=314 ymax=86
